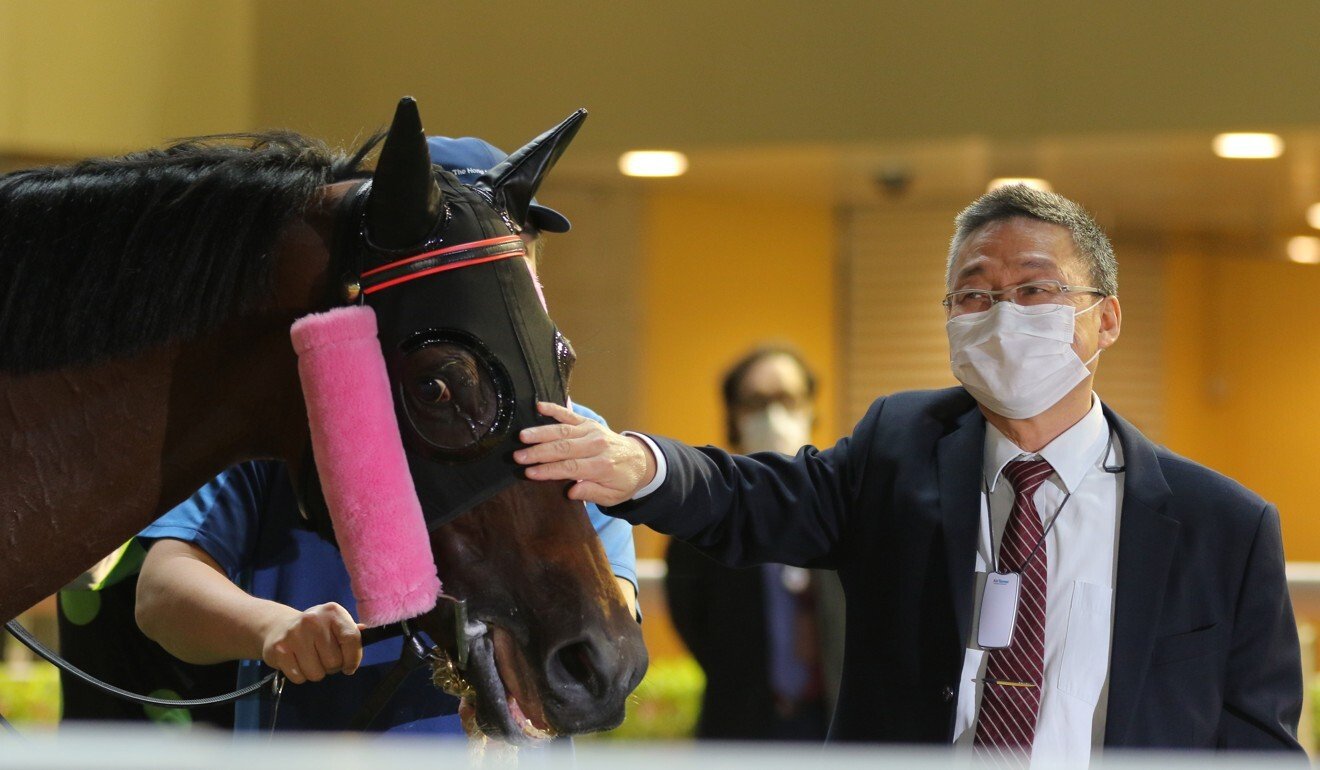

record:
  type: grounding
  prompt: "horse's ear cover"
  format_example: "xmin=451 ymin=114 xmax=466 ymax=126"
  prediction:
xmin=291 ymin=305 xmax=440 ymax=627
xmin=368 ymin=97 xmax=445 ymax=251
xmin=478 ymin=109 xmax=587 ymax=234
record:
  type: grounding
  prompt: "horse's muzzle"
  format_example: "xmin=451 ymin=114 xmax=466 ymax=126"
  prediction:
xmin=538 ymin=624 xmax=649 ymax=733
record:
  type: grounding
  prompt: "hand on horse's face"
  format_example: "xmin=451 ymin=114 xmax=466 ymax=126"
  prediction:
xmin=260 ymin=602 xmax=365 ymax=685
xmin=514 ymin=402 xmax=657 ymax=508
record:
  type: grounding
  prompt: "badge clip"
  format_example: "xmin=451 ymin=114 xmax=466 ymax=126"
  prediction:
xmin=976 ymin=571 xmax=1021 ymax=650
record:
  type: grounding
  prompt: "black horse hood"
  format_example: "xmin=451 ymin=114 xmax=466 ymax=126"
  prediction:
xmin=342 ymin=101 xmax=586 ymax=528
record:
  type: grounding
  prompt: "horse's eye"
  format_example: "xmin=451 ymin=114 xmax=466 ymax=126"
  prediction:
xmin=395 ymin=332 xmax=514 ymax=462
xmin=417 ymin=377 xmax=451 ymax=404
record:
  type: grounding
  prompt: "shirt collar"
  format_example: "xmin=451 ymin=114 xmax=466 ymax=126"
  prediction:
xmin=983 ymin=395 xmax=1109 ymax=494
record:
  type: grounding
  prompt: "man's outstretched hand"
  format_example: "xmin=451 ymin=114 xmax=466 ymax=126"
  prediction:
xmin=513 ymin=402 xmax=657 ymax=507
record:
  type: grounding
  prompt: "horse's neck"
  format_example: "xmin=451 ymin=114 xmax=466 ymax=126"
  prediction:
xmin=161 ymin=315 xmax=313 ymax=501
xmin=0 ymin=318 xmax=305 ymax=620
xmin=0 ymin=196 xmax=342 ymax=622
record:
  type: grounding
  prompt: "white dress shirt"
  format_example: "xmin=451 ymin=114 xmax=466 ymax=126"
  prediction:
xmin=952 ymin=395 xmax=1124 ymax=767
xmin=624 ymin=431 xmax=668 ymax=499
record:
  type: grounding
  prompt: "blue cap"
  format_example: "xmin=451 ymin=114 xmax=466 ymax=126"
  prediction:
xmin=426 ymin=135 xmax=571 ymax=233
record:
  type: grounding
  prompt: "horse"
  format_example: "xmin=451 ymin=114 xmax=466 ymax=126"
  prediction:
xmin=0 ymin=98 xmax=646 ymax=741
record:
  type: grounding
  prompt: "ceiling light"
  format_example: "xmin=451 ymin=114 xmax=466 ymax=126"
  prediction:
xmin=618 ymin=151 xmax=688 ymax=178
xmin=1307 ymin=203 xmax=1320 ymax=231
xmin=1212 ymin=133 xmax=1284 ymax=159
xmin=987 ymin=178 xmax=1052 ymax=193
xmin=1287 ymin=236 xmax=1320 ymax=264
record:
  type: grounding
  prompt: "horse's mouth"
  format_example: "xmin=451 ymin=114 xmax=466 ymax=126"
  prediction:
xmin=444 ymin=624 xmax=554 ymax=744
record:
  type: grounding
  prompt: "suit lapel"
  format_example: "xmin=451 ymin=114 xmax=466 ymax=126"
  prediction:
xmin=937 ymin=403 xmax=987 ymax=647
xmin=1101 ymin=406 xmax=1178 ymax=746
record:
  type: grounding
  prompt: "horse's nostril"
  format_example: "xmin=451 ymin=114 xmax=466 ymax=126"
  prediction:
xmin=551 ymin=638 xmax=604 ymax=698
xmin=541 ymin=629 xmax=646 ymax=733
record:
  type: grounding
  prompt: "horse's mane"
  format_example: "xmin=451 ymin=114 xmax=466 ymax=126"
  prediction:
xmin=0 ymin=132 xmax=378 ymax=374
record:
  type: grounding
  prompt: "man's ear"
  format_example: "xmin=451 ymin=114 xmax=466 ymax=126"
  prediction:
xmin=1098 ymin=295 xmax=1122 ymax=350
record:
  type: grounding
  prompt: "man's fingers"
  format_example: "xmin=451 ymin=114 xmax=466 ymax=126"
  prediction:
xmin=279 ymin=647 xmax=309 ymax=685
xmin=536 ymin=401 xmax=585 ymax=425
xmin=313 ymin=633 xmax=345 ymax=675
xmin=267 ymin=645 xmax=304 ymax=685
xmin=292 ymin=643 xmax=328 ymax=683
xmin=515 ymin=433 xmax=596 ymax=465
xmin=305 ymin=602 xmax=361 ymax=675
xmin=568 ymin=481 xmax=626 ymax=507
xmin=301 ymin=608 xmax=345 ymax=675
xmin=515 ymin=403 xmax=645 ymax=499
xmin=518 ymin=421 xmax=587 ymax=449
xmin=335 ymin=621 xmax=364 ymax=676
xmin=524 ymin=457 xmax=603 ymax=482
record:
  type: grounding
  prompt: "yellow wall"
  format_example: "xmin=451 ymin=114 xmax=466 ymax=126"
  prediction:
xmin=632 ymin=189 xmax=837 ymax=660
xmin=1164 ymin=249 xmax=1320 ymax=560
xmin=637 ymin=190 xmax=838 ymax=450
xmin=633 ymin=189 xmax=837 ymax=563
xmin=0 ymin=0 xmax=254 ymax=157
xmin=7 ymin=1 xmax=1320 ymax=157
xmin=241 ymin=0 xmax=1320 ymax=151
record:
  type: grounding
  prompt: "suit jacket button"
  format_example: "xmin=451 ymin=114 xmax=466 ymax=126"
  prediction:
xmin=941 ymin=686 xmax=955 ymax=702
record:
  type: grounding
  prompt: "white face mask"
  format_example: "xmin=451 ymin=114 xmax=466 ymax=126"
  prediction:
xmin=946 ymin=300 xmax=1102 ymax=420
xmin=737 ymin=403 xmax=812 ymax=454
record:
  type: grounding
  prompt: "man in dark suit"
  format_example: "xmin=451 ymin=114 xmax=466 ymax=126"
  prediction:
xmin=665 ymin=345 xmax=843 ymax=740
xmin=515 ymin=185 xmax=1304 ymax=762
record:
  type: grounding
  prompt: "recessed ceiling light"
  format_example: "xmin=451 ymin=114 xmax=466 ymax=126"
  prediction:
xmin=1307 ymin=203 xmax=1320 ymax=231
xmin=1287 ymin=236 xmax=1320 ymax=264
xmin=1212 ymin=133 xmax=1284 ymax=159
xmin=987 ymin=178 xmax=1052 ymax=193
xmin=618 ymin=151 xmax=688 ymax=178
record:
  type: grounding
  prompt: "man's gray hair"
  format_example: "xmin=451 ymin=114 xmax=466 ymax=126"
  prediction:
xmin=946 ymin=185 xmax=1118 ymax=296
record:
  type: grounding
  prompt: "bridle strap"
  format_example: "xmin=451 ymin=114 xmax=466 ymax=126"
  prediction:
xmin=2 ymin=619 xmax=279 ymax=712
xmin=341 ymin=593 xmax=472 ymax=731
xmin=1 ymin=614 xmax=461 ymax=734
xmin=347 ymin=622 xmax=434 ymax=731
xmin=360 ymin=235 xmax=525 ymax=296
xmin=331 ymin=179 xmax=372 ymax=305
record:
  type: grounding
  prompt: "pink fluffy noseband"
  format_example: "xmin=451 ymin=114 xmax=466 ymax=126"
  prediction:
xmin=291 ymin=305 xmax=440 ymax=627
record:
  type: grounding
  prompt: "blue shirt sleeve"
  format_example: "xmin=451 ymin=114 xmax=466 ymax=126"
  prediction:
xmin=137 ymin=461 xmax=275 ymax=582
xmin=570 ymin=403 xmax=638 ymax=592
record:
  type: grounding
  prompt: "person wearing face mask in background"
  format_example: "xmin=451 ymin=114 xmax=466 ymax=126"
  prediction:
xmin=516 ymin=184 xmax=1304 ymax=763
xmin=664 ymin=346 xmax=846 ymax=741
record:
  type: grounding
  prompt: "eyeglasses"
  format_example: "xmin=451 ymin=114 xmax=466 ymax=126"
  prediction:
xmin=735 ymin=392 xmax=810 ymax=413
xmin=942 ymin=279 xmax=1106 ymax=316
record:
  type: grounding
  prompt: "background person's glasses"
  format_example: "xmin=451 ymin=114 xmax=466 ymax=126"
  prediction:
xmin=942 ymin=279 xmax=1105 ymax=316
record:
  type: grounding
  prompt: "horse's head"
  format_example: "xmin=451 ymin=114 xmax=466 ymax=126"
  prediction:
xmin=332 ymin=99 xmax=645 ymax=740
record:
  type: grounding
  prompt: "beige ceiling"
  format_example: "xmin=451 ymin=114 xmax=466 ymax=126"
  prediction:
xmin=3 ymin=1 xmax=1319 ymax=252
xmin=554 ymin=129 xmax=1320 ymax=253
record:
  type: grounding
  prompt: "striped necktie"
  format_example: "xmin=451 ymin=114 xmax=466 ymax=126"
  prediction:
xmin=974 ymin=457 xmax=1054 ymax=767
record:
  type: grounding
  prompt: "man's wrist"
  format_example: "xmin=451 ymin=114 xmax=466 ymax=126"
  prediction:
xmin=622 ymin=431 xmax=667 ymax=500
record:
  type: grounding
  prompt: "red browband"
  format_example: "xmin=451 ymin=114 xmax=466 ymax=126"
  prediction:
xmin=361 ymin=235 xmax=526 ymax=296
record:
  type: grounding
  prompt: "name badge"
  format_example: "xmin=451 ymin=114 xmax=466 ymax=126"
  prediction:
xmin=977 ymin=572 xmax=1021 ymax=650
